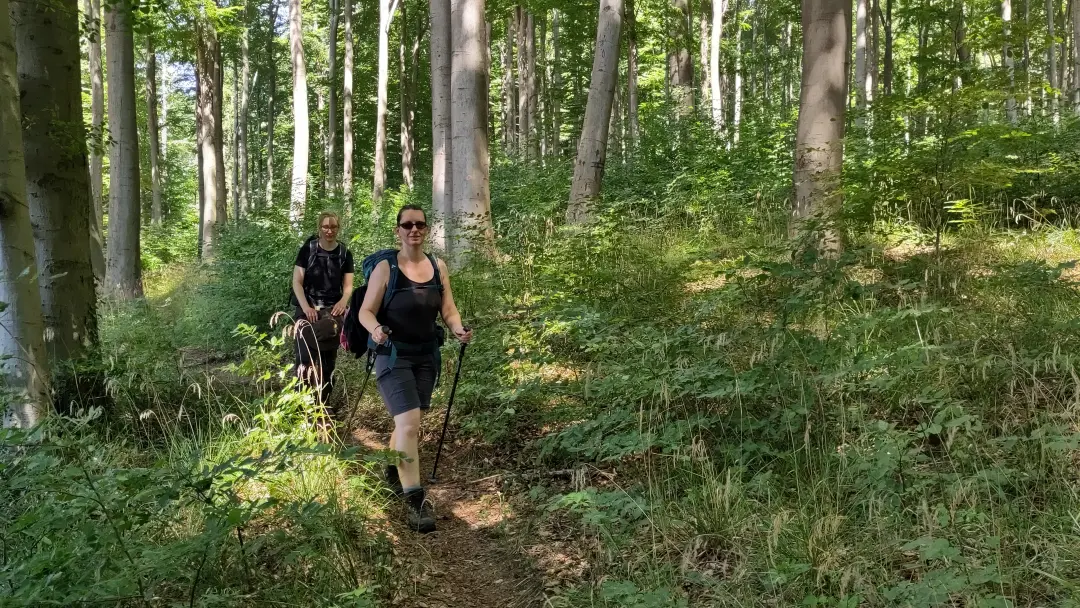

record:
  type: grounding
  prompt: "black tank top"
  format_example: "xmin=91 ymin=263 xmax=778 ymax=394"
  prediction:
xmin=381 ymin=260 xmax=443 ymax=344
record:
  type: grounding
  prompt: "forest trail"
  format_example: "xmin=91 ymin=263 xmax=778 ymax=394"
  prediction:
xmin=349 ymin=425 xmax=550 ymax=608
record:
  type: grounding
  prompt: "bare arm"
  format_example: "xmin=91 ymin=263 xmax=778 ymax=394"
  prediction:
xmin=332 ymin=272 xmax=354 ymax=316
xmin=358 ymin=261 xmax=390 ymax=342
xmin=437 ymin=258 xmax=472 ymax=342
xmin=292 ymin=266 xmax=317 ymax=322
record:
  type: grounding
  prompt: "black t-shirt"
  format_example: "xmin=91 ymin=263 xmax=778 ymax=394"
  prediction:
xmin=381 ymin=261 xmax=443 ymax=344
xmin=294 ymin=238 xmax=355 ymax=307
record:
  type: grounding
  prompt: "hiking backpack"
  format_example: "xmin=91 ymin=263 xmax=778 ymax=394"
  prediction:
xmin=339 ymin=248 xmax=444 ymax=359
xmin=289 ymin=235 xmax=349 ymax=307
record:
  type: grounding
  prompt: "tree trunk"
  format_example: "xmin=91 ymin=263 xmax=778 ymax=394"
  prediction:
xmin=710 ymin=0 xmax=724 ymax=129
xmin=668 ymin=0 xmax=693 ymax=115
xmin=1004 ymin=0 xmax=1018 ymax=123
xmin=782 ymin=20 xmax=792 ymax=109
xmin=239 ymin=11 xmax=250 ymax=215
xmin=567 ymin=0 xmax=623 ymax=223
xmin=608 ymin=69 xmax=623 ymax=161
xmin=552 ymin=9 xmax=563 ymax=155
xmin=1072 ymin=0 xmax=1080 ymax=111
xmin=430 ymin=0 xmax=452 ymax=250
xmin=502 ymin=17 xmax=515 ymax=150
xmin=625 ymin=0 xmax=639 ymax=146
xmin=1048 ymin=0 xmax=1060 ymax=120
xmin=539 ymin=16 xmax=548 ymax=157
xmin=790 ymin=0 xmax=850 ymax=253
xmin=451 ymin=0 xmax=493 ymax=256
xmin=516 ymin=7 xmax=527 ymax=155
xmin=373 ymin=0 xmax=395 ymax=205
xmin=732 ymin=0 xmax=743 ymax=142
xmin=214 ymin=34 xmax=227 ymax=223
xmin=872 ymin=0 xmax=880 ymax=96
xmin=400 ymin=0 xmax=416 ymax=189
xmin=103 ymin=0 xmax=142 ymax=299
xmin=14 ymin=0 xmax=97 ymax=362
xmin=525 ymin=12 xmax=538 ymax=160
xmin=856 ymin=0 xmax=869 ymax=122
xmin=883 ymin=0 xmax=893 ymax=94
xmin=954 ymin=3 xmax=969 ymax=89
xmin=85 ymin=0 xmax=106 ymax=281
xmin=266 ymin=0 xmax=277 ymax=208
xmin=196 ymin=15 xmax=225 ymax=259
xmin=343 ymin=0 xmax=354 ymax=200
xmin=328 ymin=0 xmax=338 ymax=191
xmin=289 ymin=0 xmax=309 ymax=221
xmin=232 ymin=58 xmax=240 ymax=220
xmin=700 ymin=3 xmax=709 ymax=106
xmin=146 ymin=35 xmax=163 ymax=224
xmin=0 ymin=0 xmax=50 ymax=426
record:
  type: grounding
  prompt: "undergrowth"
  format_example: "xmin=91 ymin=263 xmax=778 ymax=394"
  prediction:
xmin=9 ymin=116 xmax=1080 ymax=606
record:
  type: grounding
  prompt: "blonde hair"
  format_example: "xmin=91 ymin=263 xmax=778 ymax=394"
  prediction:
xmin=317 ymin=211 xmax=341 ymax=227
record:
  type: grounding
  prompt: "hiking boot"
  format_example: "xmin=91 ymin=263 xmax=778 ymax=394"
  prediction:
xmin=403 ymin=487 xmax=436 ymax=533
xmin=385 ymin=464 xmax=404 ymax=496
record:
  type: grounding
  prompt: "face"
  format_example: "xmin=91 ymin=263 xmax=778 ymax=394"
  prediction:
xmin=396 ymin=210 xmax=428 ymax=246
xmin=320 ymin=216 xmax=340 ymax=240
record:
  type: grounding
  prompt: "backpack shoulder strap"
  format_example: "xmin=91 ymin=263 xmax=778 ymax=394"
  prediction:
xmin=381 ymin=250 xmax=401 ymax=309
xmin=426 ymin=253 xmax=444 ymax=292
xmin=305 ymin=236 xmax=318 ymax=272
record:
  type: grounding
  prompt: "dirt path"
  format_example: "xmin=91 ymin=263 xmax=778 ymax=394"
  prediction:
xmin=350 ymin=425 xmax=549 ymax=608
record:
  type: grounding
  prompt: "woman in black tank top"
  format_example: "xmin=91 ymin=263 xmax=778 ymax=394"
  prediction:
xmin=356 ymin=205 xmax=473 ymax=533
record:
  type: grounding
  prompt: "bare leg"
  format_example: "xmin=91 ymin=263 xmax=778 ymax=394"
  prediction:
xmin=392 ymin=408 xmax=423 ymax=490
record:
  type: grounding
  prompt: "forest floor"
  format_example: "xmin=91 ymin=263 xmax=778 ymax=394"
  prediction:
xmin=345 ymin=418 xmax=551 ymax=607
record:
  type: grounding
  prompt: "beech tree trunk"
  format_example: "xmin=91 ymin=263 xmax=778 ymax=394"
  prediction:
xmin=1004 ymin=0 xmax=1017 ymax=123
xmin=502 ymin=17 xmax=516 ymax=149
xmin=451 ymin=0 xmax=493 ymax=255
xmin=699 ymin=4 xmax=709 ymax=106
xmin=232 ymin=60 xmax=240 ymax=220
xmin=609 ymin=70 xmax=623 ymax=160
xmin=525 ymin=12 xmax=538 ymax=160
xmin=1072 ymin=0 xmax=1080 ymax=111
xmin=147 ymin=34 xmax=163 ymax=224
xmin=289 ymin=0 xmax=309 ymax=221
xmin=239 ymin=12 xmax=250 ymax=214
xmin=710 ymin=0 xmax=724 ymax=129
xmin=373 ymin=0 xmax=396 ymax=205
xmin=567 ymin=0 xmax=624 ymax=223
xmin=883 ymin=0 xmax=893 ymax=94
xmin=625 ymin=0 xmax=639 ymax=146
xmin=103 ymin=0 xmax=142 ymax=298
xmin=552 ymin=9 xmax=562 ymax=154
xmin=856 ymin=0 xmax=869 ymax=122
xmin=668 ymin=0 xmax=693 ymax=115
xmin=14 ymin=0 xmax=97 ymax=362
xmin=516 ymin=7 xmax=527 ymax=155
xmin=400 ymin=1 xmax=418 ymax=189
xmin=790 ymin=0 xmax=851 ymax=253
xmin=85 ymin=0 xmax=106 ymax=281
xmin=0 ymin=0 xmax=50 ymax=426
xmin=265 ymin=0 xmax=277 ymax=207
xmin=539 ymin=16 xmax=549 ymax=158
xmin=196 ymin=15 xmax=225 ymax=259
xmin=732 ymin=0 xmax=743 ymax=142
xmin=1048 ymin=0 xmax=1060 ymax=120
xmin=343 ymin=0 xmax=354 ymax=200
xmin=328 ymin=0 xmax=338 ymax=191
xmin=430 ymin=0 xmax=452 ymax=250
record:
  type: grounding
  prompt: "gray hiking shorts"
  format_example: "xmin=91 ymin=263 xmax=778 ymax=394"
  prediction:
xmin=375 ymin=353 xmax=438 ymax=417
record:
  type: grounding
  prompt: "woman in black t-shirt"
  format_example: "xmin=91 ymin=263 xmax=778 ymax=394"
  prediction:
xmin=291 ymin=211 xmax=354 ymax=406
xmin=357 ymin=204 xmax=472 ymax=533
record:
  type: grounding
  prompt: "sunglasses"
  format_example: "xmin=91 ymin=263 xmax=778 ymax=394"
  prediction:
xmin=398 ymin=221 xmax=428 ymax=231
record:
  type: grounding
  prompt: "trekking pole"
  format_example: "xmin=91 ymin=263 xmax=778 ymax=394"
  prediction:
xmin=341 ymin=352 xmax=376 ymax=437
xmin=429 ymin=332 xmax=469 ymax=484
